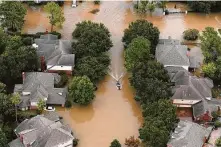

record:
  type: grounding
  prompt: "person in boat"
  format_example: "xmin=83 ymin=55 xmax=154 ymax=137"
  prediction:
xmin=116 ymin=80 xmax=121 ymax=90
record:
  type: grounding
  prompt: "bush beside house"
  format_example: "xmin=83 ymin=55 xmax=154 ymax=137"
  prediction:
xmin=183 ymin=29 xmax=199 ymax=41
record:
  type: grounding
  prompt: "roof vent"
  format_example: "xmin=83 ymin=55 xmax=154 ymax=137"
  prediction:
xmin=171 ymin=135 xmax=176 ymax=139
xmin=177 ymin=125 xmax=181 ymax=128
xmin=58 ymin=92 xmax=62 ymax=96
xmin=174 ymin=130 xmax=178 ymax=134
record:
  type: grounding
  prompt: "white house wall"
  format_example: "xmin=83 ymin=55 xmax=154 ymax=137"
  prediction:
xmin=47 ymin=65 xmax=72 ymax=71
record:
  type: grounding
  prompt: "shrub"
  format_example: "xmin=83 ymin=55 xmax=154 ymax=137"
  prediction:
xmin=17 ymin=111 xmax=37 ymax=122
xmin=89 ymin=9 xmax=100 ymax=14
xmin=125 ymin=136 xmax=140 ymax=147
xmin=35 ymin=31 xmax=61 ymax=39
xmin=73 ymin=138 xmax=79 ymax=147
xmin=212 ymin=88 xmax=220 ymax=98
xmin=65 ymin=99 xmax=72 ymax=108
xmin=94 ymin=0 xmax=100 ymax=4
xmin=55 ymin=72 xmax=68 ymax=88
xmin=22 ymin=37 xmax=33 ymax=46
xmin=110 ymin=139 xmax=121 ymax=147
xmin=215 ymin=120 xmax=221 ymax=128
xmin=216 ymin=137 xmax=221 ymax=146
xmin=212 ymin=111 xmax=219 ymax=121
xmin=183 ymin=29 xmax=199 ymax=41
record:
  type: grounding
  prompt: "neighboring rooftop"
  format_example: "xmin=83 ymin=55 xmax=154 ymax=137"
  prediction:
xmin=9 ymin=112 xmax=74 ymax=147
xmin=156 ymin=38 xmax=190 ymax=67
xmin=14 ymin=72 xmax=67 ymax=109
xmin=167 ymin=120 xmax=212 ymax=147
xmin=33 ymin=34 xmax=75 ymax=68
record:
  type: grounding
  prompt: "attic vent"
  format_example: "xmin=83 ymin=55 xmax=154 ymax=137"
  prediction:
xmin=177 ymin=125 xmax=181 ymax=128
xmin=58 ymin=92 xmax=62 ymax=96
xmin=174 ymin=130 xmax=178 ymax=134
xmin=171 ymin=135 xmax=176 ymax=139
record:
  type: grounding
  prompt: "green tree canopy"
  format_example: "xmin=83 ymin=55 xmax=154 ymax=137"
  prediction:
xmin=75 ymin=54 xmax=110 ymax=84
xmin=216 ymin=137 xmax=221 ymax=147
xmin=0 ymin=36 xmax=39 ymax=83
xmin=72 ymin=21 xmax=113 ymax=58
xmin=0 ymin=128 xmax=7 ymax=147
xmin=130 ymin=60 xmax=171 ymax=103
xmin=139 ymin=99 xmax=177 ymax=147
xmin=0 ymin=93 xmax=14 ymax=124
xmin=124 ymin=36 xmax=151 ymax=71
xmin=139 ymin=118 xmax=169 ymax=147
xmin=0 ymin=1 xmax=27 ymax=31
xmin=0 ymin=28 xmax=7 ymax=54
xmin=44 ymin=2 xmax=65 ymax=31
xmin=110 ymin=139 xmax=121 ymax=147
xmin=68 ymin=76 xmax=95 ymax=105
xmin=122 ymin=19 xmax=160 ymax=54
xmin=37 ymin=98 xmax=46 ymax=113
xmin=187 ymin=1 xmax=217 ymax=13
xmin=200 ymin=27 xmax=221 ymax=63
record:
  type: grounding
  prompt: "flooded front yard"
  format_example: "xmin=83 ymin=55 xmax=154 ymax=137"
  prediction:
xmin=23 ymin=1 xmax=221 ymax=146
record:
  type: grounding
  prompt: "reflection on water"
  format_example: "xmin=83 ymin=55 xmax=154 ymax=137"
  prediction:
xmin=23 ymin=1 xmax=221 ymax=146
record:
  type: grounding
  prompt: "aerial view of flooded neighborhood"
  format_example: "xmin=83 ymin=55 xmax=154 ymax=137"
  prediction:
xmin=1 ymin=0 xmax=221 ymax=147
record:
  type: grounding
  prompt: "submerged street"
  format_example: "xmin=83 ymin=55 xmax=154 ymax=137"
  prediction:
xmin=22 ymin=1 xmax=221 ymax=147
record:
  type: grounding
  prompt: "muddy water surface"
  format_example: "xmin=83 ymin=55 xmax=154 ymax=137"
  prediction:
xmin=23 ymin=1 xmax=221 ymax=147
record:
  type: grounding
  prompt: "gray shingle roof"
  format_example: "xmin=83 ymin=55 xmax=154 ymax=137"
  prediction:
xmin=8 ymin=138 xmax=25 ymax=147
xmin=34 ymin=35 xmax=75 ymax=68
xmin=156 ymin=39 xmax=190 ymax=67
xmin=10 ymin=113 xmax=74 ymax=147
xmin=40 ymin=34 xmax=58 ymax=40
xmin=14 ymin=72 xmax=66 ymax=108
xmin=167 ymin=120 xmax=212 ymax=147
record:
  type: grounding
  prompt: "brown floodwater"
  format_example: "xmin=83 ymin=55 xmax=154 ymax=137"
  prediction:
xmin=23 ymin=1 xmax=221 ymax=146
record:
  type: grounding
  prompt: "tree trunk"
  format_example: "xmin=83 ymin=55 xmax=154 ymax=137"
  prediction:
xmin=51 ymin=24 xmax=54 ymax=32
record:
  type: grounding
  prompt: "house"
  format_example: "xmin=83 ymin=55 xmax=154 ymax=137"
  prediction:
xmin=156 ymin=37 xmax=190 ymax=70
xmin=171 ymin=70 xmax=221 ymax=121
xmin=32 ymin=34 xmax=75 ymax=75
xmin=8 ymin=112 xmax=75 ymax=147
xmin=167 ymin=120 xmax=212 ymax=147
xmin=14 ymin=72 xmax=67 ymax=110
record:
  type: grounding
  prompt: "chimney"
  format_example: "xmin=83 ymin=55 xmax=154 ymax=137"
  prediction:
xmin=40 ymin=56 xmax=46 ymax=71
xmin=186 ymin=51 xmax=190 ymax=57
xmin=22 ymin=72 xmax=25 ymax=83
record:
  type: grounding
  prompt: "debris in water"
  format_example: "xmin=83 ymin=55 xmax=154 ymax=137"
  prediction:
xmin=89 ymin=9 xmax=100 ymax=14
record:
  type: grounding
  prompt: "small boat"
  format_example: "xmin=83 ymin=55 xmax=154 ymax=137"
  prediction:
xmin=116 ymin=81 xmax=122 ymax=90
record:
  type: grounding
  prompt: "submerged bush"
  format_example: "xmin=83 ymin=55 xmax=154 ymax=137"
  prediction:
xmin=22 ymin=37 xmax=33 ymax=46
xmin=183 ymin=29 xmax=199 ymax=41
xmin=65 ymin=99 xmax=72 ymax=108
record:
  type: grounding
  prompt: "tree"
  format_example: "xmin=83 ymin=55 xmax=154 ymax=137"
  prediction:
xmin=94 ymin=0 xmax=100 ymax=4
xmin=137 ymin=1 xmax=148 ymax=14
xmin=125 ymin=136 xmax=140 ymax=147
xmin=158 ymin=1 xmax=167 ymax=12
xmin=147 ymin=2 xmax=156 ymax=16
xmin=0 ymin=128 xmax=7 ymax=147
xmin=122 ymin=20 xmax=160 ymax=54
xmin=202 ymin=62 xmax=216 ymax=79
xmin=75 ymin=55 xmax=110 ymax=84
xmin=139 ymin=118 xmax=169 ymax=147
xmin=124 ymin=37 xmax=151 ymax=71
xmin=183 ymin=29 xmax=199 ymax=41
xmin=68 ymin=76 xmax=95 ymax=105
xmin=44 ymin=2 xmax=65 ymax=32
xmin=72 ymin=21 xmax=113 ymax=58
xmin=0 ymin=93 xmax=14 ymax=125
xmin=142 ymin=99 xmax=177 ymax=131
xmin=0 ymin=28 xmax=7 ymax=54
xmin=130 ymin=60 xmax=171 ymax=103
xmin=110 ymin=139 xmax=121 ymax=147
xmin=37 ymin=98 xmax=46 ymax=114
xmin=200 ymin=27 xmax=221 ymax=63
xmin=187 ymin=1 xmax=216 ymax=13
xmin=0 ymin=36 xmax=39 ymax=83
xmin=0 ymin=82 xmax=6 ymax=93
xmin=10 ymin=93 xmax=20 ymax=123
xmin=216 ymin=137 xmax=221 ymax=147
xmin=0 ymin=1 xmax=27 ymax=31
